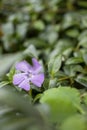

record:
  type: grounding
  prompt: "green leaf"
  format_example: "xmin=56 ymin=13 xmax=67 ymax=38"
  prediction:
xmin=0 ymin=86 xmax=50 ymax=130
xmin=49 ymin=78 xmax=57 ymax=88
xmin=33 ymin=94 xmax=42 ymax=103
xmin=40 ymin=87 xmax=82 ymax=122
xmin=49 ymin=39 xmax=73 ymax=59
xmin=62 ymin=13 xmax=80 ymax=29
xmin=23 ymin=44 xmax=38 ymax=58
xmin=40 ymin=25 xmax=58 ymax=44
xmin=48 ymin=55 xmax=62 ymax=76
xmin=60 ymin=115 xmax=87 ymax=130
xmin=43 ymin=78 xmax=49 ymax=90
xmin=64 ymin=65 xmax=83 ymax=76
xmin=82 ymin=93 xmax=87 ymax=105
xmin=0 ymin=53 xmax=21 ymax=77
xmin=75 ymin=76 xmax=87 ymax=88
xmin=66 ymin=29 xmax=79 ymax=38
xmin=17 ymin=23 xmax=28 ymax=38
xmin=0 ymin=81 xmax=10 ymax=88
xmin=7 ymin=66 xmax=15 ymax=82
xmin=2 ymin=22 xmax=14 ymax=36
xmin=78 ymin=37 xmax=87 ymax=48
xmin=83 ymin=52 xmax=87 ymax=65
xmin=33 ymin=20 xmax=45 ymax=30
xmin=24 ymin=38 xmax=48 ymax=49
xmin=65 ymin=57 xmax=84 ymax=65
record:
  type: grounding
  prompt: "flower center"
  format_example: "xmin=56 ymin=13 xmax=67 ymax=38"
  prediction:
xmin=25 ymin=71 xmax=34 ymax=79
xmin=29 ymin=73 xmax=33 ymax=78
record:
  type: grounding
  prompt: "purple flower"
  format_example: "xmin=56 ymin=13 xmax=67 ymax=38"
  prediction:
xmin=13 ymin=58 xmax=44 ymax=91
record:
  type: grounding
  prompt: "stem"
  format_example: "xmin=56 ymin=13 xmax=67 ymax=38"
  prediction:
xmin=58 ymin=76 xmax=73 ymax=81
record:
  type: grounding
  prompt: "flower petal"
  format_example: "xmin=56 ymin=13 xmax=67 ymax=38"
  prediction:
xmin=31 ymin=74 xmax=44 ymax=87
xmin=32 ymin=58 xmax=41 ymax=71
xmin=13 ymin=73 xmax=25 ymax=85
xmin=15 ymin=61 xmax=32 ymax=72
xmin=19 ymin=79 xmax=30 ymax=91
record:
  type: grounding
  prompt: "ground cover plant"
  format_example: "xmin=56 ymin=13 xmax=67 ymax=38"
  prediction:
xmin=0 ymin=0 xmax=87 ymax=130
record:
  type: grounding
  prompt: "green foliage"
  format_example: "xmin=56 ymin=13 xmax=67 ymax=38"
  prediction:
xmin=60 ymin=115 xmax=87 ymax=130
xmin=40 ymin=87 xmax=83 ymax=122
xmin=76 ymin=75 xmax=87 ymax=88
xmin=48 ymin=54 xmax=62 ymax=77
xmin=0 ymin=81 xmax=10 ymax=88
xmin=1 ymin=0 xmax=87 ymax=130
xmin=0 ymin=53 xmax=20 ymax=77
xmin=0 ymin=86 xmax=51 ymax=130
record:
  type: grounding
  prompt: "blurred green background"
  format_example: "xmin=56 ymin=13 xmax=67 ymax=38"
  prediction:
xmin=0 ymin=0 xmax=87 ymax=77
